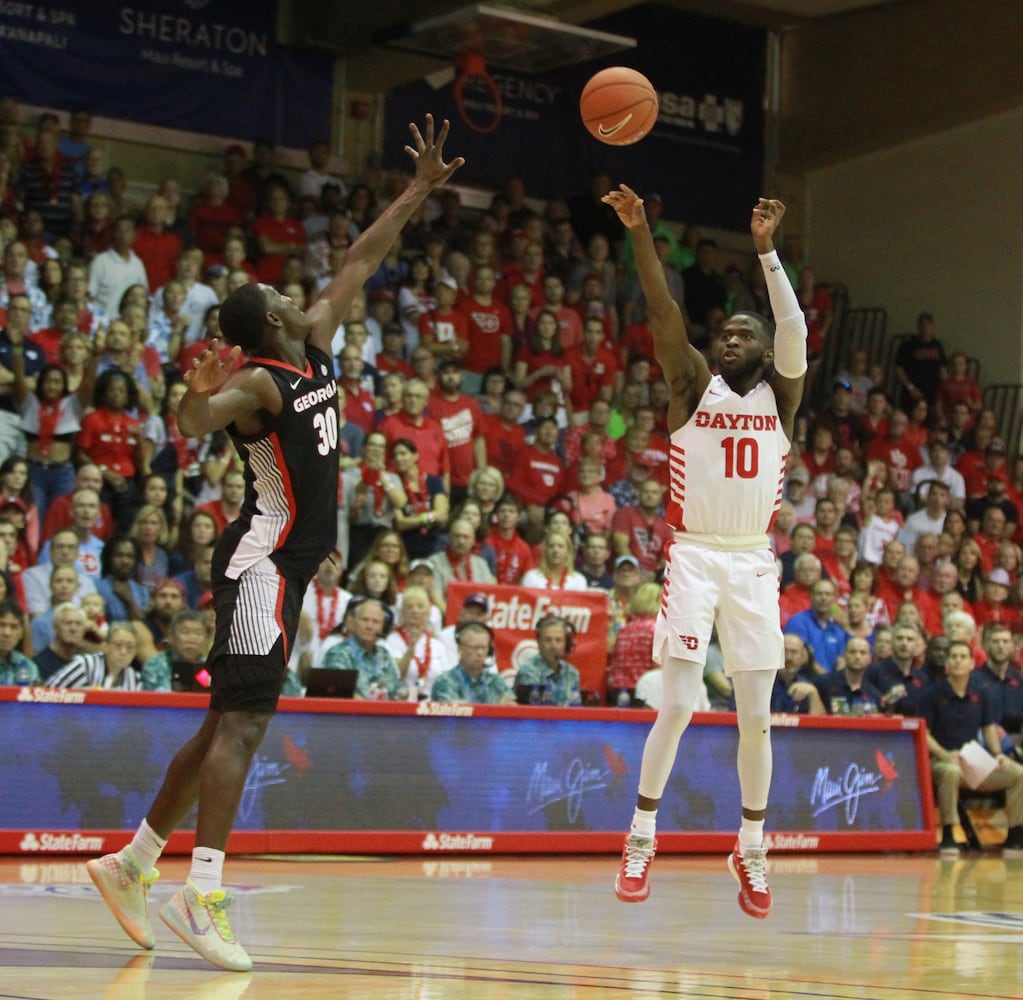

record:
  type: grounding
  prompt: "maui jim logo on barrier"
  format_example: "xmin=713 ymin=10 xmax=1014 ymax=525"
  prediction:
xmin=527 ymin=759 xmax=610 ymax=823
xmin=16 ymin=687 xmax=85 ymax=704
xmin=421 ymin=833 xmax=494 ymax=852
xmin=810 ymin=763 xmax=886 ymax=824
xmin=19 ymin=832 xmax=105 ymax=853
xmin=416 ymin=702 xmax=474 ymax=718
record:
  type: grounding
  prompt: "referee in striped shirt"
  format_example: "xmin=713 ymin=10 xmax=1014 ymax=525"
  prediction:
xmin=47 ymin=621 xmax=143 ymax=690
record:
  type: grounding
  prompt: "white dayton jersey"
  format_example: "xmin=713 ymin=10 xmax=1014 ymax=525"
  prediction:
xmin=666 ymin=375 xmax=789 ymax=540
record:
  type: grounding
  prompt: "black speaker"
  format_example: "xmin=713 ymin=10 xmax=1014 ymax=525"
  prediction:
xmin=535 ymin=615 xmax=575 ymax=654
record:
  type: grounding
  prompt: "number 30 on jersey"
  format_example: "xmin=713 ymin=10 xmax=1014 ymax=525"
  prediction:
xmin=313 ymin=408 xmax=338 ymax=455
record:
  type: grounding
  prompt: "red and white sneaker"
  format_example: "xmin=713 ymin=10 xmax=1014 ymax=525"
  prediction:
xmin=614 ymin=833 xmax=656 ymax=902
xmin=727 ymin=840 xmax=772 ymax=918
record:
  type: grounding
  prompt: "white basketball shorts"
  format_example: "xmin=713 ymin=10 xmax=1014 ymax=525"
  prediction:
xmin=653 ymin=542 xmax=783 ymax=675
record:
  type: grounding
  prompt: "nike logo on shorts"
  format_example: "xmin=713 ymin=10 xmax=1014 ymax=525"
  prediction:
xmin=289 ymin=378 xmax=302 ymax=389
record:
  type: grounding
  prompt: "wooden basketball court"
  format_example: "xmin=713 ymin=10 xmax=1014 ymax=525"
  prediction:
xmin=1 ymin=851 xmax=1020 ymax=998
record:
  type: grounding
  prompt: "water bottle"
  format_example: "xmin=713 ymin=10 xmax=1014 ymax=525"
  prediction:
xmin=15 ymin=663 xmax=32 ymax=686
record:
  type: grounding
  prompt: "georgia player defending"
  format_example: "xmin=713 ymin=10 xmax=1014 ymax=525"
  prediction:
xmin=603 ymin=186 xmax=807 ymax=918
xmin=85 ymin=116 xmax=464 ymax=971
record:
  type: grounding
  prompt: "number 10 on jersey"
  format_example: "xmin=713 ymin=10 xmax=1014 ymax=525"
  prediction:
xmin=721 ymin=436 xmax=759 ymax=479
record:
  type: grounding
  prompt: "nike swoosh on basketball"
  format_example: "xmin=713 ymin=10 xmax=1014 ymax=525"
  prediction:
xmin=289 ymin=378 xmax=302 ymax=389
xmin=598 ymin=113 xmax=634 ymax=138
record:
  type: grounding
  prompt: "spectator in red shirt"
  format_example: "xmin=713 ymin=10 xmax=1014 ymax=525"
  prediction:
xmin=972 ymin=567 xmax=1016 ymax=630
xmin=878 ymin=555 xmax=923 ymax=623
xmin=513 ymin=308 xmax=571 ymax=404
xmin=376 ymin=324 xmax=414 ymax=380
xmin=973 ymin=506 xmax=1008 ymax=574
xmin=41 ymin=462 xmax=114 ymax=543
xmin=866 ymin=409 xmax=923 ymax=509
xmin=252 ymin=183 xmax=306 ymax=286
xmin=561 ymin=396 xmax=618 ymax=469
xmin=195 ymin=468 xmax=244 ymax=534
xmin=75 ymin=369 xmax=143 ymax=530
xmin=530 ymin=274 xmax=582 ymax=351
xmin=379 ymin=378 xmax=450 ymax=491
xmin=567 ymin=315 xmax=620 ymax=422
xmin=418 ymin=274 xmax=468 ymax=363
xmin=474 ymin=388 xmax=527 ymax=480
xmin=187 ymin=173 xmax=243 ymax=261
xmin=499 ymin=239 xmax=545 ymax=309
xmin=964 ymin=439 xmax=1010 ymax=503
xmin=133 ymin=193 xmax=182 ymax=291
xmin=812 ymin=497 xmax=841 ymax=562
xmin=858 ymin=387 xmax=890 ymax=446
xmin=936 ymin=351 xmax=982 ymax=425
xmin=430 ymin=358 xmax=482 ymax=505
xmin=611 ymin=478 xmax=672 ymax=580
xmin=336 ymin=344 xmax=376 ymax=433
xmin=800 ymin=423 xmax=837 ymax=493
xmin=509 ymin=415 xmax=566 ymax=537
xmin=458 ymin=265 xmax=511 ymax=395
xmin=608 ymin=581 xmax=662 ymax=695
xmin=486 ymin=491 xmax=534 ymax=585
xmin=779 ymin=553 xmax=820 ymax=627
xmin=569 ymin=458 xmax=617 ymax=538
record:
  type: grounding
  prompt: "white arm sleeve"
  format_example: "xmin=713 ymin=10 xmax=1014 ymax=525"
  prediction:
xmin=759 ymin=250 xmax=807 ymax=378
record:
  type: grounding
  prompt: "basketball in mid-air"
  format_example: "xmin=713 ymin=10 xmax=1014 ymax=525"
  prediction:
xmin=579 ymin=67 xmax=659 ymax=146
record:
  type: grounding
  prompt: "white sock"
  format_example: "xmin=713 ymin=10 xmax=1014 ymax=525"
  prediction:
xmin=128 ymin=819 xmax=167 ymax=875
xmin=739 ymin=818 xmax=765 ymax=853
xmin=631 ymin=807 xmax=657 ymax=838
xmin=189 ymin=847 xmax=225 ymax=895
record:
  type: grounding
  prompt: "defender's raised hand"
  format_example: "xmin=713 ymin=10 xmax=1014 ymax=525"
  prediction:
xmin=405 ymin=114 xmax=466 ymax=191
xmin=601 ymin=183 xmax=646 ymax=229
xmin=183 ymin=338 xmax=242 ymax=394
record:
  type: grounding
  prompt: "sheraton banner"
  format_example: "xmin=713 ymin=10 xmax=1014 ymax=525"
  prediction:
xmin=0 ymin=1 xmax=332 ymax=147
xmin=444 ymin=580 xmax=609 ymax=695
xmin=383 ymin=3 xmax=766 ymax=231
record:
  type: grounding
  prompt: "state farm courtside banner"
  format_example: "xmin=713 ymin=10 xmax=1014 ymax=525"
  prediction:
xmin=444 ymin=581 xmax=608 ymax=695
xmin=383 ymin=3 xmax=766 ymax=231
xmin=0 ymin=1 xmax=332 ymax=146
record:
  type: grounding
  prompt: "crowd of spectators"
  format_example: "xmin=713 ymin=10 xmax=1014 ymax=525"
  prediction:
xmin=1 ymin=100 xmax=1022 ymax=814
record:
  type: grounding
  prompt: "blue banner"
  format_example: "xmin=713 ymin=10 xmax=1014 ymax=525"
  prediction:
xmin=384 ymin=3 xmax=765 ymax=231
xmin=1 ymin=700 xmax=924 ymax=835
xmin=0 ymin=1 xmax=333 ymax=147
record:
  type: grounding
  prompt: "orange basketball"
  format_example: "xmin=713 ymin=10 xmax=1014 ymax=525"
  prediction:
xmin=580 ymin=67 xmax=659 ymax=146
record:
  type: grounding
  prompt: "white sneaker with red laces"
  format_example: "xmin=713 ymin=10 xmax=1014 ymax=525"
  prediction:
xmin=728 ymin=840 xmax=772 ymax=918
xmin=614 ymin=833 xmax=656 ymax=902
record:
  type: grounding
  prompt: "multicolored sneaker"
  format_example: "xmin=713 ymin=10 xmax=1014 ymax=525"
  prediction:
xmin=727 ymin=840 xmax=772 ymax=918
xmin=86 ymin=846 xmax=159 ymax=949
xmin=614 ymin=832 xmax=656 ymax=902
xmin=160 ymin=879 xmax=252 ymax=972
